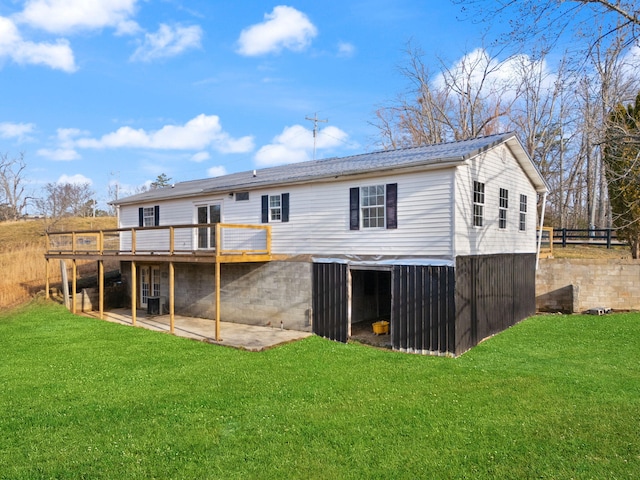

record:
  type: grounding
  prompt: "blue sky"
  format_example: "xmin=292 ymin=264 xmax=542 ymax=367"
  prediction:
xmin=0 ymin=1 xmax=503 ymax=209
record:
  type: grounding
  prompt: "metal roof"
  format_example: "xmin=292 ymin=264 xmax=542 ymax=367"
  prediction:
xmin=113 ymin=132 xmax=548 ymax=205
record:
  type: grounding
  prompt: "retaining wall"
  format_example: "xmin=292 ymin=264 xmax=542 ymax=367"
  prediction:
xmin=536 ymin=258 xmax=640 ymax=313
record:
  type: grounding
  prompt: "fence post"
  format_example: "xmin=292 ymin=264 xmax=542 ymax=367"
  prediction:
xmin=562 ymin=228 xmax=567 ymax=248
xmin=606 ymin=228 xmax=612 ymax=249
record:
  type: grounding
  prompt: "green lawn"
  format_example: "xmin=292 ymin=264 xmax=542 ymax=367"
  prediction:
xmin=1 ymin=301 xmax=639 ymax=479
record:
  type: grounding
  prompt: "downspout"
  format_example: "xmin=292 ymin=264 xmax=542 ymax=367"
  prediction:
xmin=535 ymin=191 xmax=548 ymax=270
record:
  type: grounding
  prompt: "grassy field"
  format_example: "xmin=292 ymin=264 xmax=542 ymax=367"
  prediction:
xmin=0 ymin=217 xmax=116 ymax=309
xmin=0 ymin=301 xmax=638 ymax=479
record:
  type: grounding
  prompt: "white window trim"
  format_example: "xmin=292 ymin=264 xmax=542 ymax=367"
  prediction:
xmin=499 ymin=188 xmax=508 ymax=230
xmin=519 ymin=194 xmax=527 ymax=231
xmin=361 ymin=184 xmax=386 ymax=229
xmin=269 ymin=194 xmax=282 ymax=222
xmin=142 ymin=206 xmax=155 ymax=227
xmin=473 ymin=181 xmax=485 ymax=228
xmin=193 ymin=201 xmax=223 ymax=250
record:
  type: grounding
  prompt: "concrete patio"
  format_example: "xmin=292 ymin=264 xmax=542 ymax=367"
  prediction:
xmin=82 ymin=309 xmax=313 ymax=351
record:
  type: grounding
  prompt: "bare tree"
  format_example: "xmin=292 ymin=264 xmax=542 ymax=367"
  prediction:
xmin=36 ymin=182 xmax=95 ymax=219
xmin=454 ymin=1 xmax=640 ymax=55
xmin=0 ymin=152 xmax=30 ymax=221
xmin=372 ymin=44 xmax=517 ymax=149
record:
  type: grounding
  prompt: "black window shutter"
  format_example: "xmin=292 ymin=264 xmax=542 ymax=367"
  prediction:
xmin=386 ymin=183 xmax=397 ymax=229
xmin=349 ymin=187 xmax=360 ymax=230
xmin=138 ymin=207 xmax=143 ymax=227
xmin=281 ymin=193 xmax=289 ymax=222
xmin=154 ymin=205 xmax=160 ymax=226
xmin=261 ymin=195 xmax=269 ymax=223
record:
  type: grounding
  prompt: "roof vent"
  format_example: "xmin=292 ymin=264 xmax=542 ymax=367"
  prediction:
xmin=253 ymin=170 xmax=257 ymax=177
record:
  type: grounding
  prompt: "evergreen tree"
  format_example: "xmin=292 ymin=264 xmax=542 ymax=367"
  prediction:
xmin=603 ymin=92 xmax=640 ymax=258
xmin=150 ymin=173 xmax=172 ymax=189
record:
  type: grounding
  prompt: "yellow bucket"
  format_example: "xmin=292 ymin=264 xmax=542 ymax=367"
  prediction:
xmin=372 ymin=320 xmax=389 ymax=335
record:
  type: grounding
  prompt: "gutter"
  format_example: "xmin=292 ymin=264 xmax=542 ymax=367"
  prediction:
xmin=535 ymin=190 xmax=548 ymax=270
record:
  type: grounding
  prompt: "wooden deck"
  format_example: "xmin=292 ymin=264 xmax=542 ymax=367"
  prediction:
xmin=45 ymin=223 xmax=274 ymax=263
xmin=44 ymin=223 xmax=276 ymax=342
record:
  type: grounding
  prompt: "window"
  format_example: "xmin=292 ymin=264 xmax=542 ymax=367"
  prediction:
xmin=235 ymin=192 xmax=249 ymax=201
xmin=361 ymin=185 xmax=385 ymax=228
xmin=138 ymin=206 xmax=159 ymax=227
xmin=140 ymin=266 xmax=160 ymax=308
xmin=349 ymin=183 xmax=397 ymax=230
xmin=269 ymin=195 xmax=281 ymax=221
xmin=196 ymin=203 xmax=221 ymax=249
xmin=473 ymin=181 xmax=485 ymax=227
xmin=261 ymin=193 xmax=289 ymax=223
xmin=142 ymin=207 xmax=155 ymax=226
xmin=499 ymin=188 xmax=508 ymax=229
xmin=519 ymin=194 xmax=527 ymax=231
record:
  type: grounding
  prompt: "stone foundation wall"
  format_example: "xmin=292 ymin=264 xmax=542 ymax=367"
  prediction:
xmin=536 ymin=258 xmax=640 ymax=313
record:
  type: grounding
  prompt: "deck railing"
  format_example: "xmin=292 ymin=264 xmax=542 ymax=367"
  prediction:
xmin=46 ymin=223 xmax=271 ymax=257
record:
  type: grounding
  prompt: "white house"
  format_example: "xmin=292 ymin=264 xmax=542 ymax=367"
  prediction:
xmin=48 ymin=132 xmax=548 ymax=355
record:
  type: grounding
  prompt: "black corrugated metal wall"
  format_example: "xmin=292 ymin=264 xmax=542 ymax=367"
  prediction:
xmin=391 ymin=265 xmax=456 ymax=354
xmin=455 ymin=253 xmax=536 ymax=354
xmin=312 ymin=263 xmax=348 ymax=342
xmin=313 ymin=255 xmax=535 ymax=355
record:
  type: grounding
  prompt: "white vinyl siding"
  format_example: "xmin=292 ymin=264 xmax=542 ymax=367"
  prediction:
xmin=119 ymin=169 xmax=455 ymax=257
xmin=454 ymin=144 xmax=538 ymax=256
xmin=117 ymin=143 xmax=538 ymax=258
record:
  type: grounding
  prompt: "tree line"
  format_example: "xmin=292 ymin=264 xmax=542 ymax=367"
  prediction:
xmin=0 ymin=152 xmax=172 ymax=222
xmin=372 ymin=0 xmax=640 ymax=257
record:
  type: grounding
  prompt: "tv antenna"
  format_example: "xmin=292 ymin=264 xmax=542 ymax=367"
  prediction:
xmin=305 ymin=113 xmax=328 ymax=160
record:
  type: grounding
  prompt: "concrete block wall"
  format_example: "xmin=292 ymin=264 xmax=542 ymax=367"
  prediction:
xmin=174 ymin=261 xmax=312 ymax=331
xmin=536 ymin=258 xmax=640 ymax=313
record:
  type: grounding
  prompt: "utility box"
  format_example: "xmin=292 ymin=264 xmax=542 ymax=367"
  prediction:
xmin=147 ymin=297 xmax=160 ymax=315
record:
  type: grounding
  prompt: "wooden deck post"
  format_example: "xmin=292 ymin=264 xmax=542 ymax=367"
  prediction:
xmin=169 ymin=261 xmax=175 ymax=334
xmin=215 ymin=260 xmax=221 ymax=341
xmin=215 ymin=223 xmax=221 ymax=341
xmin=45 ymin=258 xmax=50 ymax=299
xmin=60 ymin=260 xmax=69 ymax=309
xmin=131 ymin=261 xmax=137 ymax=326
xmin=98 ymin=260 xmax=104 ymax=320
xmin=71 ymin=259 xmax=77 ymax=314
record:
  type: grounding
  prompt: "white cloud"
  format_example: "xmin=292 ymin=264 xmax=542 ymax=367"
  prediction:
xmin=337 ymin=41 xmax=355 ymax=58
xmin=75 ymin=114 xmax=255 ymax=153
xmin=255 ymin=124 xmax=349 ymax=166
xmin=57 ymin=173 xmax=92 ymax=185
xmin=207 ymin=166 xmax=227 ymax=177
xmin=115 ymin=19 xmax=142 ymax=36
xmin=0 ymin=16 xmax=75 ymax=72
xmin=37 ymin=148 xmax=80 ymax=161
xmin=620 ymin=44 xmax=640 ymax=82
xmin=433 ymin=49 xmax=549 ymax=101
xmin=0 ymin=121 xmax=35 ymax=139
xmin=237 ymin=6 xmax=317 ymax=56
xmin=131 ymin=23 xmax=203 ymax=62
xmin=17 ymin=0 xmax=139 ymax=35
xmin=37 ymin=127 xmax=86 ymax=160
xmin=191 ymin=151 xmax=210 ymax=162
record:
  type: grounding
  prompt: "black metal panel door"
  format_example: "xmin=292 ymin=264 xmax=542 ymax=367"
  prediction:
xmin=391 ymin=265 xmax=455 ymax=354
xmin=312 ymin=263 xmax=348 ymax=343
